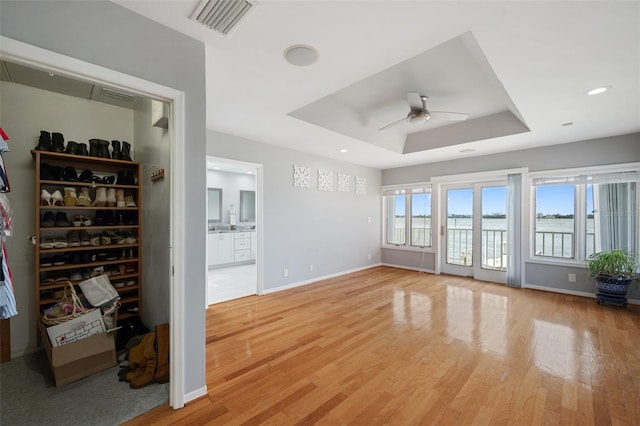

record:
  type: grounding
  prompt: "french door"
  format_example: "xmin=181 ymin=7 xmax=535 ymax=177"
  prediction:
xmin=441 ymin=181 xmax=508 ymax=284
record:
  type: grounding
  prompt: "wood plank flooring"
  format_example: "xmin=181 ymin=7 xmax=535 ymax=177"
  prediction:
xmin=125 ymin=266 xmax=640 ymax=425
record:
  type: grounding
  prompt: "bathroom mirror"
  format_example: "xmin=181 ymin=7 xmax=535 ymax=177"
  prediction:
xmin=240 ymin=190 xmax=256 ymax=222
xmin=207 ymin=188 xmax=222 ymax=223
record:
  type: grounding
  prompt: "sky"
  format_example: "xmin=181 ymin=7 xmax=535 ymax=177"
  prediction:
xmin=395 ymin=184 xmax=586 ymax=217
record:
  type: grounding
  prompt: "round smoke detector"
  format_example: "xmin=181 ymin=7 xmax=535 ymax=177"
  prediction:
xmin=284 ymin=45 xmax=318 ymax=66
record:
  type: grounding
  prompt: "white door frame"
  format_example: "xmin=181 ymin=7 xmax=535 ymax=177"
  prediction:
xmin=204 ymin=156 xmax=264 ymax=307
xmin=1 ymin=36 xmax=188 ymax=408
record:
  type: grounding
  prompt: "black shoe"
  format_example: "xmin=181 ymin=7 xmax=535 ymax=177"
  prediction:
xmin=35 ymin=130 xmax=52 ymax=151
xmin=111 ymin=140 xmax=122 ymax=160
xmin=103 ymin=175 xmax=116 ymax=185
xmin=121 ymin=141 xmax=132 ymax=161
xmin=55 ymin=212 xmax=71 ymax=227
xmin=52 ymin=166 xmax=65 ymax=181
xmin=41 ymin=211 xmax=56 ymax=227
xmin=89 ymin=139 xmax=100 ymax=157
xmin=40 ymin=163 xmax=57 ymax=180
xmin=63 ymin=166 xmax=78 ymax=182
xmin=94 ymin=210 xmax=105 ymax=226
xmin=104 ymin=210 xmax=115 ymax=226
xmin=98 ymin=139 xmax=111 ymax=159
xmin=51 ymin=132 xmax=65 ymax=153
xmin=77 ymin=143 xmax=89 ymax=156
xmin=78 ymin=169 xmax=94 ymax=183
xmin=64 ymin=141 xmax=78 ymax=155
xmin=125 ymin=171 xmax=136 ymax=186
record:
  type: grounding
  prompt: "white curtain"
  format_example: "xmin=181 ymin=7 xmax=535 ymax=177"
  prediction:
xmin=595 ymin=182 xmax=636 ymax=254
xmin=507 ymin=173 xmax=522 ymax=287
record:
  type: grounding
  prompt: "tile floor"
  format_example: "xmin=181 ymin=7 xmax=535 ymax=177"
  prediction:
xmin=207 ymin=263 xmax=257 ymax=306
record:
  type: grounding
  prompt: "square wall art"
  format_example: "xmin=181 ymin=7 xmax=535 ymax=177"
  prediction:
xmin=355 ymin=176 xmax=367 ymax=195
xmin=293 ymin=165 xmax=310 ymax=188
xmin=337 ymin=173 xmax=350 ymax=192
xmin=318 ymin=169 xmax=333 ymax=191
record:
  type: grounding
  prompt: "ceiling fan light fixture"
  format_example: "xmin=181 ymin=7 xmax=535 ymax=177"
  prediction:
xmin=406 ymin=110 xmax=429 ymax=124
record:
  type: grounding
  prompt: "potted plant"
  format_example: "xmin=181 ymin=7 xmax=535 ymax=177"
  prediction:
xmin=587 ymin=249 xmax=639 ymax=297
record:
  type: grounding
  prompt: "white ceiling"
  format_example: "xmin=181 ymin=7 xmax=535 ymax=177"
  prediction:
xmin=115 ymin=0 xmax=640 ymax=170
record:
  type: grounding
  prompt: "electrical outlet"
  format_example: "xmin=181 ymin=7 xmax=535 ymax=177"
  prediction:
xmin=283 ymin=268 xmax=288 ymax=277
xmin=568 ymin=273 xmax=576 ymax=283
xmin=309 ymin=264 xmax=314 ymax=272
xmin=368 ymin=253 xmax=372 ymax=261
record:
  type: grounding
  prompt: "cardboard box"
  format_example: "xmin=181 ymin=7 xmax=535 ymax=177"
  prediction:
xmin=39 ymin=323 xmax=116 ymax=387
xmin=45 ymin=309 xmax=106 ymax=347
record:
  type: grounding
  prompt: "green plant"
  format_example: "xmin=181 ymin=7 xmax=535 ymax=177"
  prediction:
xmin=587 ymin=249 xmax=639 ymax=281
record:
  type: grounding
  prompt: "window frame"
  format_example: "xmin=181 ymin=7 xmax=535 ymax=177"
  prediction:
xmin=382 ymin=184 xmax=434 ymax=251
xmin=529 ymin=163 xmax=640 ymax=267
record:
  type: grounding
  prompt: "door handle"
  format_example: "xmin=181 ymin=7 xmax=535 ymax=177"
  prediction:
xmin=440 ymin=226 xmax=444 ymax=236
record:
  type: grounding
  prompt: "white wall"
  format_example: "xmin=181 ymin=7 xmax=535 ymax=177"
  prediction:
xmin=207 ymin=130 xmax=382 ymax=291
xmin=381 ymin=133 xmax=640 ymax=299
xmin=0 ymin=81 xmax=134 ymax=355
xmin=2 ymin=0 xmax=207 ymax=397
xmin=134 ymin=98 xmax=171 ymax=327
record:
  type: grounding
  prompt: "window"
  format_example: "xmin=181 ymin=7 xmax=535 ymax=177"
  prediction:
xmin=384 ymin=186 xmax=432 ymax=248
xmin=531 ymin=167 xmax=639 ymax=263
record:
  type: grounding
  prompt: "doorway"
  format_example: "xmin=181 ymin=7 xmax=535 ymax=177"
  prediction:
xmin=205 ymin=157 xmax=262 ymax=306
xmin=440 ymin=181 xmax=508 ymax=284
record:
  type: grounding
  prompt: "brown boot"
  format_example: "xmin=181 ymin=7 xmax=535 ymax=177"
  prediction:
xmin=153 ymin=323 xmax=170 ymax=384
xmin=124 ymin=332 xmax=155 ymax=382
xmin=130 ymin=332 xmax=158 ymax=389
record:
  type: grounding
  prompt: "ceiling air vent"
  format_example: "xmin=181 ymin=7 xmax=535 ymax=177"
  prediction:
xmin=101 ymin=87 xmax=136 ymax=102
xmin=191 ymin=0 xmax=255 ymax=36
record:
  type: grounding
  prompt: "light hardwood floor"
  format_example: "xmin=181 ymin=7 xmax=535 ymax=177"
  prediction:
xmin=126 ymin=266 xmax=640 ymax=425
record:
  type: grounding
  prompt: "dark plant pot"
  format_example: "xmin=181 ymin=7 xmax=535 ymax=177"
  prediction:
xmin=594 ymin=274 xmax=633 ymax=296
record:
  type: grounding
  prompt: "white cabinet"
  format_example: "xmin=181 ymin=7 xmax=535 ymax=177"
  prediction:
xmin=234 ymin=232 xmax=250 ymax=262
xmin=208 ymin=233 xmax=234 ymax=266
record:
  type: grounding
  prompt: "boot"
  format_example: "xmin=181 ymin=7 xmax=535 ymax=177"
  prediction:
xmin=111 ymin=140 xmax=122 ymax=160
xmin=77 ymin=143 xmax=89 ymax=156
xmin=106 ymin=188 xmax=117 ymax=207
xmin=35 ymin=131 xmax=52 ymax=151
xmin=76 ymin=187 xmax=92 ymax=207
xmin=121 ymin=141 xmax=132 ymax=161
xmin=124 ymin=192 xmax=136 ymax=208
xmin=63 ymin=187 xmax=77 ymax=206
xmin=51 ymin=132 xmax=65 ymax=152
xmin=89 ymin=139 xmax=100 ymax=157
xmin=98 ymin=139 xmax=111 ymax=159
xmin=153 ymin=323 xmax=169 ymax=384
xmin=130 ymin=326 xmax=164 ymax=389
xmin=125 ymin=171 xmax=136 ymax=186
xmin=116 ymin=189 xmax=126 ymax=208
xmin=93 ymin=187 xmax=107 ymax=207
xmin=125 ymin=332 xmax=155 ymax=382
xmin=64 ymin=141 xmax=78 ymax=155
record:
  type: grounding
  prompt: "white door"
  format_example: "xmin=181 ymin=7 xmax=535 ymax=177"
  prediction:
xmin=441 ymin=182 xmax=508 ymax=284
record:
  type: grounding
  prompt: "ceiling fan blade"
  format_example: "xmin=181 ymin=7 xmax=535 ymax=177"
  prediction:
xmin=406 ymin=92 xmax=424 ymax=110
xmin=378 ymin=117 xmax=407 ymax=131
xmin=430 ymin=111 xmax=469 ymax=121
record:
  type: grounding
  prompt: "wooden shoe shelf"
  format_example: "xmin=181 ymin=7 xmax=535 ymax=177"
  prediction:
xmin=32 ymin=150 xmax=143 ymax=329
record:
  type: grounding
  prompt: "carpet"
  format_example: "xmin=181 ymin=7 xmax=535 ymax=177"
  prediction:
xmin=0 ymin=350 xmax=168 ymax=425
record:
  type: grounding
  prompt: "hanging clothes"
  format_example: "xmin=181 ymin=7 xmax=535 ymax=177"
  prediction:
xmin=0 ymin=127 xmax=16 ymax=319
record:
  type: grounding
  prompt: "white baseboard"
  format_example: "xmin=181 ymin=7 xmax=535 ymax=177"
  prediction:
xmin=183 ymin=385 xmax=208 ymax=405
xmin=382 ymin=263 xmax=435 ymax=274
xmin=524 ymin=283 xmax=640 ymax=305
xmin=262 ymin=264 xmax=382 ymax=295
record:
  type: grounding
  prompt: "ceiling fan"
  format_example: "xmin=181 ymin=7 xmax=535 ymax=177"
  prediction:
xmin=378 ymin=92 xmax=469 ymax=131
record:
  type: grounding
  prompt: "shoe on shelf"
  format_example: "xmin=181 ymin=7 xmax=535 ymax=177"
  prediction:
xmin=64 ymin=187 xmax=78 ymax=206
xmin=40 ymin=163 xmax=57 ymax=180
xmin=101 ymin=232 xmax=111 ymax=246
xmin=35 ymin=130 xmax=52 ymax=151
xmin=106 ymin=230 xmax=124 ymax=245
xmin=40 ymin=257 xmax=54 ymax=267
xmin=41 ymin=211 xmax=56 ymax=227
xmin=116 ymin=189 xmax=126 ymax=208
xmin=121 ymin=141 xmax=132 ymax=161
xmin=107 ymin=188 xmax=117 ymax=207
xmin=77 ymin=143 xmax=89 ymax=156
xmin=51 ymin=132 xmax=65 ymax=153
xmin=124 ymin=192 xmax=136 ymax=208
xmin=76 ymin=187 xmax=92 ymax=207
xmin=55 ymin=212 xmax=71 ymax=227
xmin=52 ymin=255 xmax=67 ymax=266
xmin=80 ymin=230 xmax=91 ymax=246
xmin=53 ymin=235 xmax=68 ymax=248
xmin=64 ymin=141 xmax=78 ymax=155
xmin=40 ymin=189 xmax=53 ymax=206
xmin=41 ymin=275 xmax=55 ymax=286
xmin=104 ymin=210 xmax=115 ymax=226
xmin=67 ymin=230 xmax=80 ymax=247
xmin=51 ymin=190 xmax=64 ymax=206
xmin=63 ymin=166 xmax=78 ymax=182
xmin=54 ymin=270 xmax=69 ymax=282
xmin=94 ymin=210 xmax=105 ymax=226
xmin=124 ymin=232 xmax=137 ymax=244
xmin=78 ymin=169 xmax=94 ymax=183
xmin=69 ymin=269 xmax=82 ymax=281
xmin=90 ymin=233 xmax=101 ymax=246
xmin=52 ymin=165 xmax=65 ymax=181
xmin=93 ymin=187 xmax=107 ymax=207
xmin=40 ymin=237 xmax=55 ymax=249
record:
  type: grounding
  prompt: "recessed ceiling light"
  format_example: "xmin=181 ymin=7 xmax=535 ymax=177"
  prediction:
xmin=561 ymin=122 xmax=573 ymax=127
xmin=460 ymin=149 xmax=475 ymax=153
xmin=339 ymin=148 xmax=348 ymax=153
xmin=587 ymin=86 xmax=612 ymax=96
xmin=284 ymin=45 xmax=318 ymax=66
